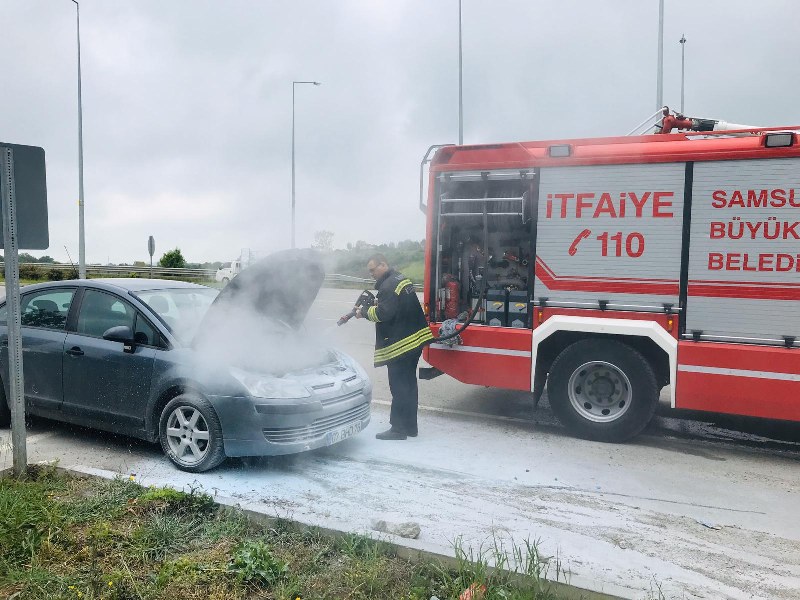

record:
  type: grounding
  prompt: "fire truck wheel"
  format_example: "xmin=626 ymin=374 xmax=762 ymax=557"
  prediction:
xmin=548 ymin=338 xmax=658 ymax=442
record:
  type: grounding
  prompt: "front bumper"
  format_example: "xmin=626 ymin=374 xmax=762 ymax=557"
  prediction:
xmin=209 ymin=388 xmax=371 ymax=457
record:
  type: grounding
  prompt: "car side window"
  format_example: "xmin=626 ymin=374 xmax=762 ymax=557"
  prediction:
xmin=19 ymin=289 xmax=76 ymax=330
xmin=134 ymin=314 xmax=160 ymax=347
xmin=77 ymin=290 xmax=136 ymax=338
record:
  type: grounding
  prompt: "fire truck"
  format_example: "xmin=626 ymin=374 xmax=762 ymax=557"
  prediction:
xmin=419 ymin=111 xmax=800 ymax=442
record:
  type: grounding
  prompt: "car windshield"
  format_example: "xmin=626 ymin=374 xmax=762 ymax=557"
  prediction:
xmin=134 ymin=287 xmax=219 ymax=344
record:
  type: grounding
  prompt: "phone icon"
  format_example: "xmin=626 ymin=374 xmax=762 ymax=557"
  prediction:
xmin=569 ymin=229 xmax=592 ymax=256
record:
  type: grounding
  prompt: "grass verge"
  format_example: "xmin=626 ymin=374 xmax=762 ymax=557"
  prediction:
xmin=0 ymin=466 xmax=581 ymax=600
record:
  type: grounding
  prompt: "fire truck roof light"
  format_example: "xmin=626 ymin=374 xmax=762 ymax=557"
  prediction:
xmin=764 ymin=132 xmax=794 ymax=148
xmin=548 ymin=144 xmax=572 ymax=157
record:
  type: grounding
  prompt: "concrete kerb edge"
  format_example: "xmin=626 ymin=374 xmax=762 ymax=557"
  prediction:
xmin=1 ymin=464 xmax=625 ymax=600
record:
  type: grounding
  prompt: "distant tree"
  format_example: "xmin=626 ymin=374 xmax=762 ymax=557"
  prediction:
xmin=159 ymin=248 xmax=186 ymax=269
xmin=312 ymin=230 xmax=334 ymax=252
xmin=37 ymin=255 xmax=56 ymax=264
xmin=133 ymin=261 xmax=147 ymax=267
xmin=19 ymin=252 xmax=37 ymax=263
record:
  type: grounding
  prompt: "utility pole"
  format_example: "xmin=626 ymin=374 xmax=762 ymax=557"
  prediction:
xmin=458 ymin=0 xmax=463 ymax=145
xmin=680 ymin=33 xmax=686 ymax=113
xmin=71 ymin=0 xmax=86 ymax=278
xmin=291 ymin=81 xmax=321 ymax=249
xmin=656 ymin=0 xmax=664 ymax=112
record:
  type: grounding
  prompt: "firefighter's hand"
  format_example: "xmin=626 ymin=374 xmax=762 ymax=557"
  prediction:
xmin=353 ymin=306 xmax=363 ymax=319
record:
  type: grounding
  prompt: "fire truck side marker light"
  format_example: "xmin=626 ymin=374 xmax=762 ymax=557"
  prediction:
xmin=548 ymin=144 xmax=572 ymax=157
xmin=764 ymin=132 xmax=794 ymax=148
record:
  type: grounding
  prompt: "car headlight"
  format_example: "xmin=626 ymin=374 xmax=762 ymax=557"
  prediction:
xmin=337 ymin=352 xmax=372 ymax=392
xmin=229 ymin=367 xmax=311 ymax=399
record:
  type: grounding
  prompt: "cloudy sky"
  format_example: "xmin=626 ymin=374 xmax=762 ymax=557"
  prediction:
xmin=2 ymin=0 xmax=798 ymax=264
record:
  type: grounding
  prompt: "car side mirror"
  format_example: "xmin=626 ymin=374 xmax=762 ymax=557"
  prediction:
xmin=103 ymin=325 xmax=136 ymax=353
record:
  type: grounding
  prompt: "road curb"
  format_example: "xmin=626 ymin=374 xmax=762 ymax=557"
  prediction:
xmin=0 ymin=463 xmax=628 ymax=600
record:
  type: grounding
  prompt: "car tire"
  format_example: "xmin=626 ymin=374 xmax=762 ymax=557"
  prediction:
xmin=547 ymin=338 xmax=658 ymax=442
xmin=159 ymin=394 xmax=226 ymax=472
xmin=0 ymin=381 xmax=10 ymax=428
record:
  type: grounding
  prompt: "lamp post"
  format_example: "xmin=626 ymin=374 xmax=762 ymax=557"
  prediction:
xmin=291 ymin=80 xmax=321 ymax=249
xmin=458 ymin=0 xmax=463 ymax=145
xmin=679 ymin=33 xmax=686 ymax=114
xmin=71 ymin=0 xmax=86 ymax=278
xmin=656 ymin=0 xmax=664 ymax=112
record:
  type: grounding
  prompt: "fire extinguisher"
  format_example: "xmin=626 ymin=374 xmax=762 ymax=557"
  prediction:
xmin=444 ymin=274 xmax=460 ymax=319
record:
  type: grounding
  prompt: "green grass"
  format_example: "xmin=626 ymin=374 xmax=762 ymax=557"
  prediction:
xmin=395 ymin=259 xmax=425 ymax=284
xmin=0 ymin=468 xmax=576 ymax=600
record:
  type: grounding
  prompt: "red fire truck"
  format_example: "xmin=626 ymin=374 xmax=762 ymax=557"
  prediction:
xmin=420 ymin=116 xmax=800 ymax=442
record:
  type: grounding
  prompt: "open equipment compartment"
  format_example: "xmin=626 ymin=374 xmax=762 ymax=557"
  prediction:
xmin=431 ymin=169 xmax=537 ymax=328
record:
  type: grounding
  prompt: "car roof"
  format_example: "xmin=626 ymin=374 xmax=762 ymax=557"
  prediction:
xmin=19 ymin=278 xmax=213 ymax=294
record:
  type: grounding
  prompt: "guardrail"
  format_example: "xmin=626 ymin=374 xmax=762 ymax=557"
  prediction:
xmin=0 ymin=264 xmax=420 ymax=289
xmin=4 ymin=262 xmax=216 ymax=278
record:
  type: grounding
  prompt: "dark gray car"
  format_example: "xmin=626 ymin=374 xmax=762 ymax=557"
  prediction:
xmin=0 ymin=251 xmax=371 ymax=472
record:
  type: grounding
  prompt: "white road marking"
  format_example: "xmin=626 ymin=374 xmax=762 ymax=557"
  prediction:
xmin=371 ymin=399 xmax=535 ymax=427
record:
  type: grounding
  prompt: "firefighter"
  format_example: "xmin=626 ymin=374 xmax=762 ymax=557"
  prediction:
xmin=355 ymin=254 xmax=433 ymax=440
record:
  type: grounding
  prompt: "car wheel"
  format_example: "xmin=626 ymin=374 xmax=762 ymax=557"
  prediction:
xmin=159 ymin=394 xmax=226 ymax=472
xmin=547 ymin=338 xmax=658 ymax=442
xmin=0 ymin=381 xmax=10 ymax=428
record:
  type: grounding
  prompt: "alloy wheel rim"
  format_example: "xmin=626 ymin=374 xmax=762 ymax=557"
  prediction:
xmin=165 ymin=406 xmax=211 ymax=465
xmin=567 ymin=361 xmax=632 ymax=423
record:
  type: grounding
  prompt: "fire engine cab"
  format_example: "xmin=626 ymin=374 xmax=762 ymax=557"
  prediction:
xmin=420 ymin=115 xmax=800 ymax=442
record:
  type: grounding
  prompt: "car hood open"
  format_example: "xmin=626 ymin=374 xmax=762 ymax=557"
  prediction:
xmin=199 ymin=248 xmax=325 ymax=334
xmin=190 ymin=249 xmax=330 ymax=374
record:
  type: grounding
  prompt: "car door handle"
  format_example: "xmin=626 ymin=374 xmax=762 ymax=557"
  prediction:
xmin=65 ymin=347 xmax=84 ymax=357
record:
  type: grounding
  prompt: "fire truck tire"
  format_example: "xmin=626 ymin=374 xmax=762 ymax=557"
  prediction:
xmin=548 ymin=338 xmax=658 ymax=442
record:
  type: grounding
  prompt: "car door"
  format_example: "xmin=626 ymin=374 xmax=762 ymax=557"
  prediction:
xmin=0 ymin=287 xmax=76 ymax=414
xmin=61 ymin=288 xmax=158 ymax=433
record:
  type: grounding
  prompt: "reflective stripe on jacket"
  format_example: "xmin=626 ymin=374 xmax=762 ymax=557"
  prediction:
xmin=365 ymin=269 xmax=433 ymax=367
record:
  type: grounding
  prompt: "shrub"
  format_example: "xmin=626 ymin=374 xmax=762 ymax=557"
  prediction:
xmin=18 ymin=264 xmax=42 ymax=280
xmin=228 ymin=540 xmax=288 ymax=585
xmin=159 ymin=248 xmax=186 ymax=269
xmin=46 ymin=268 xmax=65 ymax=281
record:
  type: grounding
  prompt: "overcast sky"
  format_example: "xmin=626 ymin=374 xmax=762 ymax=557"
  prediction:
xmin=2 ymin=0 xmax=798 ymax=264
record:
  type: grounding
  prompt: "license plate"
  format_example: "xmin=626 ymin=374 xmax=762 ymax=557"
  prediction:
xmin=326 ymin=421 xmax=363 ymax=445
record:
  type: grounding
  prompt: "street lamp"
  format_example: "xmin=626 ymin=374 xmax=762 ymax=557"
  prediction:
xmin=656 ymin=0 xmax=664 ymax=112
xmin=71 ymin=0 xmax=86 ymax=278
xmin=291 ymin=80 xmax=321 ymax=249
xmin=458 ymin=0 xmax=463 ymax=145
xmin=679 ymin=33 xmax=687 ymax=114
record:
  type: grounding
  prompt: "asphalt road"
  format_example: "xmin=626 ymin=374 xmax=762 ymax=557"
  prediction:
xmin=311 ymin=288 xmax=800 ymax=452
xmin=2 ymin=286 xmax=800 ymax=599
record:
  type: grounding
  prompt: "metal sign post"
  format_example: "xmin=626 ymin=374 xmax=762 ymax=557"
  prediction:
xmin=0 ymin=142 xmax=49 ymax=478
xmin=1 ymin=148 xmax=26 ymax=476
xmin=148 ymin=235 xmax=155 ymax=277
